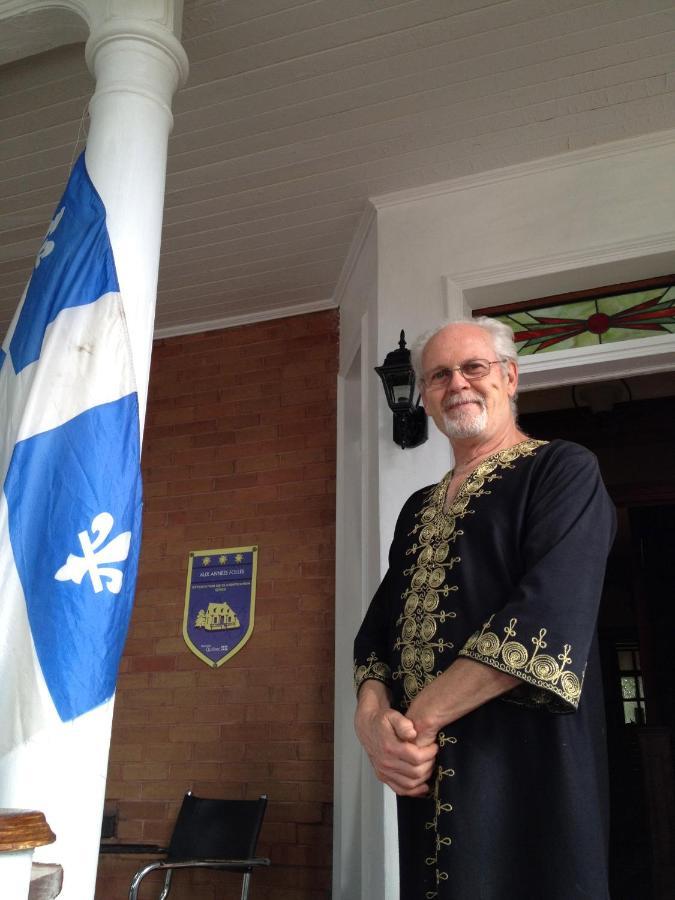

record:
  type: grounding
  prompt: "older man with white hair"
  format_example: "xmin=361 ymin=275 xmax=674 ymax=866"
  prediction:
xmin=354 ymin=317 xmax=615 ymax=900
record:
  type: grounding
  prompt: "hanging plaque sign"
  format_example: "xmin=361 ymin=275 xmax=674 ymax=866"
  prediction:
xmin=183 ymin=546 xmax=258 ymax=667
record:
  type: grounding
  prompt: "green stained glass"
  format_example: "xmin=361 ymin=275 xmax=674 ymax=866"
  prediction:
xmin=623 ymin=701 xmax=639 ymax=724
xmin=492 ymin=283 xmax=675 ymax=356
xmin=621 ymin=676 xmax=637 ymax=700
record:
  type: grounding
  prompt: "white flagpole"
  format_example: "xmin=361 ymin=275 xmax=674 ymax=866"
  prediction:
xmin=0 ymin=13 xmax=187 ymax=900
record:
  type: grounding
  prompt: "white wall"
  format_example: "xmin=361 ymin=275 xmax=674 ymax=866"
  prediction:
xmin=334 ymin=128 xmax=675 ymax=898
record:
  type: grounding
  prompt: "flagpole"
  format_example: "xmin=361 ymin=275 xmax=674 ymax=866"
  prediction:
xmin=0 ymin=8 xmax=187 ymax=900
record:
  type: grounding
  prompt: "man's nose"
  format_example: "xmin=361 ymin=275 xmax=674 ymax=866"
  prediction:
xmin=443 ymin=367 xmax=471 ymax=390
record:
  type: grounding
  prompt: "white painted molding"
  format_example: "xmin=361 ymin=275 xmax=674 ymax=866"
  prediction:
xmin=517 ymin=333 xmax=675 ymax=392
xmin=0 ymin=1 xmax=90 ymax=66
xmin=333 ymin=203 xmax=376 ymax=311
xmin=85 ymin=17 xmax=189 ymax=92
xmin=443 ymin=278 xmax=472 ymax=319
xmin=339 ymin=318 xmax=362 ymax=378
xmin=439 ymin=227 xmax=675 ymax=390
xmin=0 ymin=0 xmax=184 ymax=32
xmin=0 ymin=0 xmax=186 ymax=67
xmin=153 ymin=296 xmax=337 ymax=339
xmin=0 ymin=0 xmax=92 ymax=22
xmin=446 ymin=234 xmax=675 ymax=300
xmin=371 ymin=128 xmax=675 ymax=210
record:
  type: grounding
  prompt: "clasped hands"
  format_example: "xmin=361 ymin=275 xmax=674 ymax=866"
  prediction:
xmin=355 ymin=660 xmax=522 ymax=796
xmin=354 ymin=680 xmax=444 ymax=797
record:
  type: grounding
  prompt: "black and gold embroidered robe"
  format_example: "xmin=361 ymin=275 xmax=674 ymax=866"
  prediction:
xmin=354 ymin=439 xmax=616 ymax=900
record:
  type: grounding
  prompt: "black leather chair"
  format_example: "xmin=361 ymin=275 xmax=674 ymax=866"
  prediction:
xmin=101 ymin=792 xmax=269 ymax=900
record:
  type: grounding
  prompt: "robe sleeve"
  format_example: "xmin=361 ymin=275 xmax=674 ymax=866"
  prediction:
xmin=458 ymin=442 xmax=615 ymax=712
xmin=353 ymin=493 xmax=421 ymax=695
xmin=353 ymin=567 xmax=395 ymax=694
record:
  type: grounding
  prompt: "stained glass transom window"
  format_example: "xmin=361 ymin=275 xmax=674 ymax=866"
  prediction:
xmin=480 ymin=277 xmax=675 ymax=356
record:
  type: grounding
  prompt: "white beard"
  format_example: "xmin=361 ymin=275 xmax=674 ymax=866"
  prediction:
xmin=441 ymin=398 xmax=488 ymax=439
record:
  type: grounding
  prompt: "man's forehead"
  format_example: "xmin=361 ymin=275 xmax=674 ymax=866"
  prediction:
xmin=422 ymin=323 xmax=495 ymax=365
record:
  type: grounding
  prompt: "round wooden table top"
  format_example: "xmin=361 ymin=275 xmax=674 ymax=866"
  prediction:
xmin=0 ymin=810 xmax=55 ymax=852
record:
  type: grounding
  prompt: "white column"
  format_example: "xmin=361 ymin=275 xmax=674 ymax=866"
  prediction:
xmin=84 ymin=15 xmax=189 ymax=426
xmin=0 ymin=4 xmax=188 ymax=900
xmin=334 ymin=208 xmax=453 ymax=898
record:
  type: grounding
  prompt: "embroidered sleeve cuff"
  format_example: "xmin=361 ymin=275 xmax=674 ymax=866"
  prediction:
xmin=354 ymin=654 xmax=392 ymax=695
xmin=458 ymin=616 xmax=583 ymax=712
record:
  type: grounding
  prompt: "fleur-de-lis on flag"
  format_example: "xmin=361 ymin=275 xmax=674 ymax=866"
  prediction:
xmin=35 ymin=206 xmax=65 ymax=269
xmin=55 ymin=512 xmax=131 ymax=594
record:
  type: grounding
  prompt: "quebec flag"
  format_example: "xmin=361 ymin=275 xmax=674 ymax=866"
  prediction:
xmin=0 ymin=152 xmax=142 ymax=752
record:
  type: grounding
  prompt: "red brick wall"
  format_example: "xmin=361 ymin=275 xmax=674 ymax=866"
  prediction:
xmin=95 ymin=310 xmax=338 ymax=900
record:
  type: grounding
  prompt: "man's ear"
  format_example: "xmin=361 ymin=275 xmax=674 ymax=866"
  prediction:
xmin=418 ymin=386 xmax=430 ymax=415
xmin=506 ymin=360 xmax=519 ymax=397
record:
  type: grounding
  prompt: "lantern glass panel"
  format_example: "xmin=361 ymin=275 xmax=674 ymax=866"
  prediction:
xmin=392 ymin=382 xmax=413 ymax=405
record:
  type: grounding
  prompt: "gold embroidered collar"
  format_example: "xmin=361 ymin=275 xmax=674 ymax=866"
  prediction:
xmin=437 ymin=439 xmax=547 ymax=516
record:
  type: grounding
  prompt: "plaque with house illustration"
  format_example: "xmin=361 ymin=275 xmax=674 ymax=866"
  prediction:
xmin=183 ymin=546 xmax=258 ymax=667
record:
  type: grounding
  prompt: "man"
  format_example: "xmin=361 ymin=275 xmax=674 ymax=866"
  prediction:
xmin=354 ymin=317 xmax=615 ymax=899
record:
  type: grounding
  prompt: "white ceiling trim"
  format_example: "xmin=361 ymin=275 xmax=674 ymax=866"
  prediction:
xmin=370 ymin=126 xmax=675 ymax=209
xmin=445 ymin=231 xmax=675 ymax=306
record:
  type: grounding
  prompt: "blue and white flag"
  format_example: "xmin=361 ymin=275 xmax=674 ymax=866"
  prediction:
xmin=0 ymin=152 xmax=142 ymax=751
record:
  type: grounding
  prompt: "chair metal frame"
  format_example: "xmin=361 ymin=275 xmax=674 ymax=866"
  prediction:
xmin=101 ymin=792 xmax=270 ymax=900
xmin=129 ymin=856 xmax=270 ymax=900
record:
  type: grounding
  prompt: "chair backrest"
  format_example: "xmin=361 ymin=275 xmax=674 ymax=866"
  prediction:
xmin=166 ymin=793 xmax=267 ymax=862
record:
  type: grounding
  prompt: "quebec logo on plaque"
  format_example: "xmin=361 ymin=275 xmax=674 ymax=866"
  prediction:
xmin=183 ymin=546 xmax=258 ymax=667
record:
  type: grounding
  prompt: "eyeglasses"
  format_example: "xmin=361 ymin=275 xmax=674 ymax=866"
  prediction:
xmin=421 ymin=359 xmax=504 ymax=391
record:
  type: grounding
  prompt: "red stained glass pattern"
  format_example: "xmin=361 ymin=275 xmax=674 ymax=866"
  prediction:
xmin=488 ymin=282 xmax=675 ymax=356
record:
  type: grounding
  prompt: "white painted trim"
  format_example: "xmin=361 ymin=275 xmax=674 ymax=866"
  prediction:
xmin=333 ymin=368 xmax=354 ymax=900
xmin=443 ymin=277 xmax=472 ymax=319
xmin=518 ymin=331 xmax=675 ymax=370
xmin=340 ymin=320 xmax=361 ymax=379
xmin=85 ymin=17 xmax=189 ymax=88
xmin=441 ymin=231 xmax=675 ymax=391
xmin=518 ymin=334 xmax=675 ymax=391
xmin=153 ymin=296 xmax=336 ymax=338
xmin=371 ymin=129 xmax=675 ymax=210
xmin=446 ymin=235 xmax=675 ymax=298
xmin=0 ymin=0 xmax=93 ymax=25
xmin=333 ymin=204 xmax=376 ymax=310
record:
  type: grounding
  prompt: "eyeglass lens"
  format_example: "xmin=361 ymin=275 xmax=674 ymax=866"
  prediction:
xmin=423 ymin=359 xmax=495 ymax=388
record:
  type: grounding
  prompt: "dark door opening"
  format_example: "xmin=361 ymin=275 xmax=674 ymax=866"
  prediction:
xmin=520 ymin=384 xmax=675 ymax=900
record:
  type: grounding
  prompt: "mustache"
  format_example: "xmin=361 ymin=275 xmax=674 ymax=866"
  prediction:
xmin=443 ymin=394 xmax=486 ymax=412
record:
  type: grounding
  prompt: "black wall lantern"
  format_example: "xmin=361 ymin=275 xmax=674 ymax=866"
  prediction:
xmin=375 ymin=330 xmax=428 ymax=449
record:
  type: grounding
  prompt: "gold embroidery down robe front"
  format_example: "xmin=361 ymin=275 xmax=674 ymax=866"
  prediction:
xmin=354 ymin=440 xmax=616 ymax=900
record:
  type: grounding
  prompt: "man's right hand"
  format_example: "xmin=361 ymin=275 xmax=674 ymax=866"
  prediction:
xmin=354 ymin=680 xmax=438 ymax=797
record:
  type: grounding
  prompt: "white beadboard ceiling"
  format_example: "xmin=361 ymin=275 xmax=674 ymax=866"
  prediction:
xmin=1 ymin=0 xmax=675 ymax=337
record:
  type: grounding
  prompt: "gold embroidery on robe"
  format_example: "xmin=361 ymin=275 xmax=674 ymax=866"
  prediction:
xmin=392 ymin=439 xmax=547 ymax=708
xmin=459 ymin=616 xmax=583 ymax=709
xmin=354 ymin=652 xmax=392 ymax=693
xmin=392 ymin=439 xmax=548 ymax=883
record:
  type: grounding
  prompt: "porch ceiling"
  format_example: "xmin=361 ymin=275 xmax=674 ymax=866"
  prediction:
xmin=1 ymin=0 xmax=674 ymax=338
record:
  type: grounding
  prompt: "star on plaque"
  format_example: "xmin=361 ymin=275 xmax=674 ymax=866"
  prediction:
xmin=219 ymin=555 xmax=227 ymax=564
xmin=235 ymin=553 xmax=244 ymax=563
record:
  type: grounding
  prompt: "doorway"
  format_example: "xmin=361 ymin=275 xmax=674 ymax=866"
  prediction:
xmin=519 ymin=377 xmax=675 ymax=900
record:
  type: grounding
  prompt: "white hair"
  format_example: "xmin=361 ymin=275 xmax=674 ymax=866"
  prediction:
xmin=410 ymin=315 xmax=519 ymax=412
